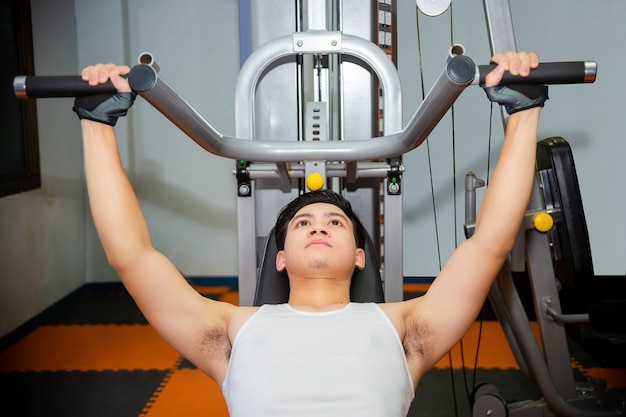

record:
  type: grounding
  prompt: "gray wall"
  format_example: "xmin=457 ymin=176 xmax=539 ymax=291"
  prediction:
xmin=1 ymin=0 xmax=624 ymax=337
xmin=74 ymin=0 xmax=241 ymax=282
xmin=0 ymin=0 xmax=84 ymax=337
xmin=398 ymin=1 xmax=626 ymax=277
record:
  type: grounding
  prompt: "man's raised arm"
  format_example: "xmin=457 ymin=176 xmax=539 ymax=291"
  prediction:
xmin=77 ymin=64 xmax=234 ymax=381
xmin=405 ymin=52 xmax=548 ymax=373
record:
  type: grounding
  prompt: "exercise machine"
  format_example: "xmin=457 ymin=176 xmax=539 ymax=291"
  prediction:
xmin=465 ymin=136 xmax=626 ymax=417
xmin=463 ymin=1 xmax=625 ymax=415
xmin=13 ymin=1 xmax=622 ymax=416
xmin=13 ymin=1 xmax=595 ymax=305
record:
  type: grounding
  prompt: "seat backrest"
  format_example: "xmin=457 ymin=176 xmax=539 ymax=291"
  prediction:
xmin=253 ymin=227 xmax=385 ymax=306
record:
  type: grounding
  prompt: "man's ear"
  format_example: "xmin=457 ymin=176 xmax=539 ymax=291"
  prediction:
xmin=276 ymin=250 xmax=286 ymax=272
xmin=355 ymin=248 xmax=365 ymax=270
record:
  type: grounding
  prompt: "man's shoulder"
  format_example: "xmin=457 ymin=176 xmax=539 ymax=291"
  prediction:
xmin=226 ymin=305 xmax=261 ymax=341
xmin=377 ymin=298 xmax=423 ymax=318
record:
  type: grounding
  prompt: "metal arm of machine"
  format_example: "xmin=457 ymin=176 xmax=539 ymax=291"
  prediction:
xmin=12 ymin=31 xmax=597 ymax=165
xmin=126 ymin=40 xmax=475 ymax=163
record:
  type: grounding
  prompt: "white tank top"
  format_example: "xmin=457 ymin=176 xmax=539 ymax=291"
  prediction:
xmin=222 ymin=303 xmax=415 ymax=417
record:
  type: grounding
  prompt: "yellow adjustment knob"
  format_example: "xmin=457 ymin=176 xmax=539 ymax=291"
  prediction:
xmin=306 ymin=173 xmax=325 ymax=191
xmin=533 ymin=212 xmax=554 ymax=232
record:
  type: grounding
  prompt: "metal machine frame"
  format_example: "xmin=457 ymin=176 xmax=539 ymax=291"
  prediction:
xmin=122 ymin=34 xmax=480 ymax=305
xmin=13 ymin=0 xmax=595 ymax=308
xmin=465 ymin=148 xmax=625 ymax=417
xmin=108 ymin=0 xmax=593 ymax=307
xmin=234 ymin=2 xmax=405 ymax=304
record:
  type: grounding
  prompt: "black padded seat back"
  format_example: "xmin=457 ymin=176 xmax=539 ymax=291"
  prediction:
xmin=537 ymin=137 xmax=624 ymax=365
xmin=253 ymin=227 xmax=385 ymax=306
xmin=536 ymin=137 xmax=595 ymax=312
xmin=536 ymin=137 xmax=594 ymax=285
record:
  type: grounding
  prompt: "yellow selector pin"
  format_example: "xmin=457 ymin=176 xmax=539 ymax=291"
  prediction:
xmin=306 ymin=173 xmax=324 ymax=191
xmin=533 ymin=212 xmax=554 ymax=233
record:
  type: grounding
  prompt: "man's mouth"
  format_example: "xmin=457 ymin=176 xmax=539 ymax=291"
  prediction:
xmin=306 ymin=239 xmax=331 ymax=248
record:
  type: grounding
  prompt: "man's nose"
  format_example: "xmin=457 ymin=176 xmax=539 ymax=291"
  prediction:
xmin=309 ymin=223 xmax=329 ymax=235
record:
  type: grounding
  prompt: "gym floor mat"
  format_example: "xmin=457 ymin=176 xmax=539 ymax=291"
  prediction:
xmin=0 ymin=283 xmax=624 ymax=417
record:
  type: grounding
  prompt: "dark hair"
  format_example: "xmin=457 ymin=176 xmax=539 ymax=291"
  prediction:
xmin=274 ymin=189 xmax=366 ymax=251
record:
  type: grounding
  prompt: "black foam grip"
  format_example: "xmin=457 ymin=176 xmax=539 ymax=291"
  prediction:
xmin=478 ymin=61 xmax=597 ymax=86
xmin=15 ymin=75 xmax=116 ymax=98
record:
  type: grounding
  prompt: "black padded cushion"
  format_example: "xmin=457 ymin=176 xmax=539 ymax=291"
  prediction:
xmin=253 ymin=228 xmax=385 ymax=306
xmin=536 ymin=137 xmax=594 ymax=280
xmin=536 ymin=137 xmax=594 ymax=312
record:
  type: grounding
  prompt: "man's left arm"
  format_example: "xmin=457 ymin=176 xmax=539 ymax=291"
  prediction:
xmin=405 ymin=52 xmax=547 ymax=371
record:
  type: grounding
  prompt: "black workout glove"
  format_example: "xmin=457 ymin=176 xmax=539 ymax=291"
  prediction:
xmin=483 ymin=84 xmax=549 ymax=114
xmin=73 ymin=92 xmax=136 ymax=126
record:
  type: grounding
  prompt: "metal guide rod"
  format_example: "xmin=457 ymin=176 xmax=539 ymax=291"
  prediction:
xmin=483 ymin=0 xmax=517 ymax=56
xmin=483 ymin=0 xmax=523 ymax=273
xmin=242 ymin=161 xmax=397 ymax=180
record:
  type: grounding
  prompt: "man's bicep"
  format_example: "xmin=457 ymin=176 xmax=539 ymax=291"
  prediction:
xmin=119 ymin=250 xmax=228 ymax=354
xmin=418 ymin=238 xmax=505 ymax=359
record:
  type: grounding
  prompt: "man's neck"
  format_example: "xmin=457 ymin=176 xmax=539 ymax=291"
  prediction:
xmin=287 ymin=277 xmax=351 ymax=311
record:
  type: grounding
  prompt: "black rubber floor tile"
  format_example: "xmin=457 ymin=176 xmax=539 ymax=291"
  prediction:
xmin=41 ymin=291 xmax=147 ymax=325
xmin=0 ymin=370 xmax=167 ymax=417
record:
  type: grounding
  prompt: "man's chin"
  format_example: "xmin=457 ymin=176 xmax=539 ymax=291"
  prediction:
xmin=308 ymin=259 xmax=330 ymax=270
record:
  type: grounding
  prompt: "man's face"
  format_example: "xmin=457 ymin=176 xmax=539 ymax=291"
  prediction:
xmin=276 ymin=203 xmax=365 ymax=278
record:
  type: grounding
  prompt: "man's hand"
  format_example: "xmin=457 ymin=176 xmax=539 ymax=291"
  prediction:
xmin=82 ymin=63 xmax=132 ymax=92
xmin=483 ymin=51 xmax=548 ymax=114
xmin=73 ymin=64 xmax=135 ymax=126
xmin=483 ymin=51 xmax=539 ymax=87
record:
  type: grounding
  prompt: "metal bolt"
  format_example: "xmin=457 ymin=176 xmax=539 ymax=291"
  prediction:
xmin=297 ymin=40 xmax=303 ymax=47
xmin=388 ymin=182 xmax=400 ymax=193
xmin=239 ymin=184 xmax=250 ymax=196
xmin=331 ymin=39 xmax=337 ymax=46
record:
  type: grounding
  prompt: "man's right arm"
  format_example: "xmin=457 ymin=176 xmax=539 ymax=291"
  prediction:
xmin=79 ymin=66 xmax=234 ymax=381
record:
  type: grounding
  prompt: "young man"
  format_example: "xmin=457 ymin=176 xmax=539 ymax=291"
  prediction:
xmin=77 ymin=51 xmax=545 ymax=416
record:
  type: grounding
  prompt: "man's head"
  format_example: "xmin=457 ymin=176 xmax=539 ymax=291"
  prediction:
xmin=274 ymin=190 xmax=367 ymax=278
xmin=274 ymin=189 xmax=366 ymax=251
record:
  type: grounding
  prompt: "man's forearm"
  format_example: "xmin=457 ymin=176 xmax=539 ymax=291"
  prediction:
xmin=82 ymin=120 xmax=152 ymax=270
xmin=474 ymin=108 xmax=541 ymax=253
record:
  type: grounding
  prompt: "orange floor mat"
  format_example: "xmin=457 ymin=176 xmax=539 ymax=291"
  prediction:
xmin=142 ymin=367 xmax=228 ymax=417
xmin=0 ymin=324 xmax=179 ymax=372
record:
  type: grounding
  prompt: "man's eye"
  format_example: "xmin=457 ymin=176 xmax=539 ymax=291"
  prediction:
xmin=298 ymin=220 xmax=309 ymax=227
xmin=330 ymin=219 xmax=341 ymax=226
